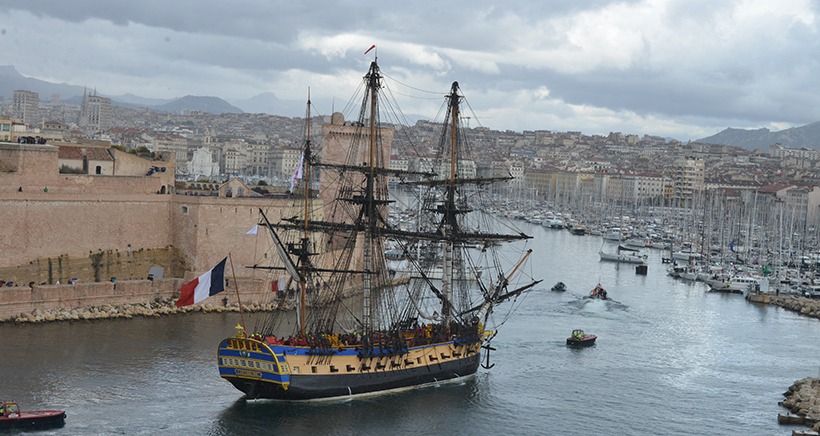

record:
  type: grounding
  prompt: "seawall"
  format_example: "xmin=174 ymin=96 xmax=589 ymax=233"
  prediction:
xmin=781 ymin=377 xmax=820 ymax=433
xmin=746 ymin=293 xmax=820 ymax=319
xmin=0 ymin=277 xmax=281 ymax=322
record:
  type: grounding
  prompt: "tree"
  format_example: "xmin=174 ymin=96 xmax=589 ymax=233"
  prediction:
xmin=59 ymin=165 xmax=85 ymax=174
xmin=131 ymin=146 xmax=156 ymax=159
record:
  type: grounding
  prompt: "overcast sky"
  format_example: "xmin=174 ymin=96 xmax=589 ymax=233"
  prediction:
xmin=2 ymin=0 xmax=819 ymax=141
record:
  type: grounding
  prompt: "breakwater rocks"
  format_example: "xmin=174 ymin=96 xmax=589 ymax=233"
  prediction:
xmin=746 ymin=293 xmax=820 ymax=320
xmin=6 ymin=297 xmax=296 ymax=324
xmin=781 ymin=377 xmax=820 ymax=432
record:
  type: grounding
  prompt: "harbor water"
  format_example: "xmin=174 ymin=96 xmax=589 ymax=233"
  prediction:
xmin=2 ymin=224 xmax=820 ymax=435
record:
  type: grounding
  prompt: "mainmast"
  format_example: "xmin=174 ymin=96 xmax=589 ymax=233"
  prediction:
xmin=362 ymin=60 xmax=381 ymax=332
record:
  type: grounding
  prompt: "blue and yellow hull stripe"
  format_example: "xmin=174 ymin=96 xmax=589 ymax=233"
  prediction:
xmin=217 ymin=337 xmax=291 ymax=389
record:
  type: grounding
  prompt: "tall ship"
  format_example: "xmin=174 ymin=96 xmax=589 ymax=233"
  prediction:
xmin=216 ymin=57 xmax=541 ymax=400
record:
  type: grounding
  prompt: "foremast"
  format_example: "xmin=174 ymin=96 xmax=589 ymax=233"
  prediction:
xmin=298 ymin=89 xmax=313 ymax=336
xmin=441 ymin=81 xmax=460 ymax=323
xmin=431 ymin=81 xmax=538 ymax=325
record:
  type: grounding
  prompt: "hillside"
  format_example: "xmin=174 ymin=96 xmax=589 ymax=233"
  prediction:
xmin=0 ymin=65 xmax=241 ymax=115
xmin=0 ymin=65 xmax=86 ymax=100
xmin=696 ymin=122 xmax=820 ymax=150
xmin=229 ymin=92 xmax=304 ymax=116
xmin=153 ymin=95 xmax=243 ymax=114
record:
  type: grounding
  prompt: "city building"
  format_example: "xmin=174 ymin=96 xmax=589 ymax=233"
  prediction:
xmin=673 ymin=157 xmax=705 ymax=207
xmin=188 ymin=147 xmax=220 ymax=180
xmin=271 ymin=145 xmax=303 ymax=180
xmin=0 ymin=117 xmax=28 ymax=143
xmin=79 ymin=90 xmax=112 ymax=133
xmin=246 ymin=141 xmax=271 ymax=178
xmin=12 ymin=90 xmax=39 ymax=125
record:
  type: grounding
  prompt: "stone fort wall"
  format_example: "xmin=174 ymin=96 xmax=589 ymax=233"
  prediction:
xmin=0 ymin=141 xmax=314 ymax=318
xmin=0 ymin=193 xmax=174 ymax=278
xmin=0 ymin=142 xmax=172 ymax=195
xmin=0 ymin=192 xmax=302 ymax=284
xmin=0 ymin=247 xmax=185 ymax=287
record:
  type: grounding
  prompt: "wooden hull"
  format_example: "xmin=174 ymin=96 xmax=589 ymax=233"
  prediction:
xmin=217 ymin=337 xmax=482 ymax=400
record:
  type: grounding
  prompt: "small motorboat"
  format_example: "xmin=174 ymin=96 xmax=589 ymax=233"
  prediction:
xmin=570 ymin=225 xmax=587 ymax=235
xmin=551 ymin=281 xmax=567 ymax=292
xmin=566 ymin=329 xmax=597 ymax=347
xmin=587 ymin=283 xmax=608 ymax=300
xmin=0 ymin=401 xmax=66 ymax=429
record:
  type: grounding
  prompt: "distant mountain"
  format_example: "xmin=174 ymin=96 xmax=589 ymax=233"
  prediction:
xmin=153 ymin=95 xmax=243 ymax=114
xmin=229 ymin=92 xmax=305 ymax=116
xmin=0 ymin=65 xmax=86 ymax=100
xmin=42 ymin=91 xmax=172 ymax=109
xmin=0 ymin=64 xmax=493 ymax=123
xmin=110 ymin=93 xmax=171 ymax=107
xmin=697 ymin=122 xmax=820 ymax=150
xmin=0 ymin=66 xmax=240 ymax=115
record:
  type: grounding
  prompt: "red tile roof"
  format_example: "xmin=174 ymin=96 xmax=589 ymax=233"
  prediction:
xmin=86 ymin=147 xmax=112 ymax=161
xmin=57 ymin=146 xmax=83 ymax=160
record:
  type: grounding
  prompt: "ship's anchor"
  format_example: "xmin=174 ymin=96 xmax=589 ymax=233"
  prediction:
xmin=481 ymin=343 xmax=496 ymax=369
xmin=481 ymin=331 xmax=498 ymax=369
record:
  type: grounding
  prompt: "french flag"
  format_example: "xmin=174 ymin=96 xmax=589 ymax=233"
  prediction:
xmin=175 ymin=257 xmax=228 ymax=307
xmin=272 ymin=277 xmax=286 ymax=293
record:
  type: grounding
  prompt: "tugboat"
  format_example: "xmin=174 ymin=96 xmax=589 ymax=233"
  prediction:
xmin=566 ymin=329 xmax=597 ymax=347
xmin=0 ymin=401 xmax=65 ymax=429
xmin=551 ymin=281 xmax=567 ymax=292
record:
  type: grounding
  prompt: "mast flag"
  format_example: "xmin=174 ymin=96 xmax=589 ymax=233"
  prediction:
xmin=289 ymin=152 xmax=305 ymax=193
xmin=272 ymin=277 xmax=286 ymax=293
xmin=175 ymin=257 xmax=227 ymax=307
xmin=364 ymin=44 xmax=376 ymax=55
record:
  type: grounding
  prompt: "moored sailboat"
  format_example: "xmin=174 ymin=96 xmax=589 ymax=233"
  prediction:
xmin=599 ymin=244 xmax=647 ymax=264
xmin=216 ymin=57 xmax=541 ymax=400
